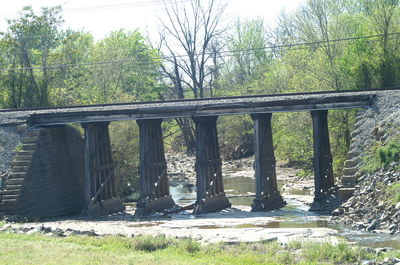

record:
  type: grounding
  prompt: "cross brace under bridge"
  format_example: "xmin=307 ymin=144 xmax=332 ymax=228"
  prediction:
xmin=0 ymin=89 xmax=387 ymax=216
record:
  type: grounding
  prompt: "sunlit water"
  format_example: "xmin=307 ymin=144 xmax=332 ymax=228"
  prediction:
xmin=170 ymin=174 xmax=400 ymax=249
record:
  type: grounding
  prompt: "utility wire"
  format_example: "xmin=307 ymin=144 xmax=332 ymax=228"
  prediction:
xmin=0 ymin=0 xmax=190 ymax=19
xmin=48 ymin=35 xmax=400 ymax=72
xmin=0 ymin=0 xmax=191 ymax=41
xmin=0 ymin=32 xmax=399 ymax=72
xmin=63 ymin=0 xmax=191 ymax=13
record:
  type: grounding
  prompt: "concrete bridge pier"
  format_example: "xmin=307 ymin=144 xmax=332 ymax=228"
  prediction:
xmin=250 ymin=113 xmax=286 ymax=212
xmin=135 ymin=119 xmax=175 ymax=216
xmin=310 ymin=110 xmax=334 ymax=204
xmin=82 ymin=122 xmax=124 ymax=215
xmin=193 ymin=116 xmax=231 ymax=214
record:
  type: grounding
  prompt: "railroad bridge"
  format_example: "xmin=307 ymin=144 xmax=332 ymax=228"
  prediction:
xmin=0 ymin=90 xmax=381 ymax=217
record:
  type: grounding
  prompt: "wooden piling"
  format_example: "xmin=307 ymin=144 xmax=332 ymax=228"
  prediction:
xmin=135 ymin=119 xmax=175 ymax=216
xmin=192 ymin=116 xmax=230 ymax=214
xmin=250 ymin=113 xmax=285 ymax=212
xmin=311 ymin=110 xmax=334 ymax=203
xmin=82 ymin=122 xmax=123 ymax=215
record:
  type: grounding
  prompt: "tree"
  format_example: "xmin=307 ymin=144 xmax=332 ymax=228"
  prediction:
xmin=49 ymin=30 xmax=94 ymax=106
xmin=0 ymin=6 xmax=63 ymax=108
xmin=362 ymin=0 xmax=400 ymax=88
xmin=159 ymin=0 xmax=227 ymax=99
xmin=88 ymin=30 xmax=161 ymax=104
xmin=218 ymin=18 xmax=272 ymax=96
xmin=155 ymin=0 xmax=227 ymax=152
xmin=293 ymin=0 xmax=345 ymax=91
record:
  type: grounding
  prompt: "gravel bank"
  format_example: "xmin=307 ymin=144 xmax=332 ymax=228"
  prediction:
xmin=0 ymin=125 xmax=22 ymax=188
xmin=332 ymin=90 xmax=400 ymax=233
xmin=332 ymin=165 xmax=400 ymax=234
xmin=348 ymin=90 xmax=400 ymax=159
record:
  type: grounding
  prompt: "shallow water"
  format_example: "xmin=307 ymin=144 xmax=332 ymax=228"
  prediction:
xmin=169 ymin=174 xmax=400 ymax=249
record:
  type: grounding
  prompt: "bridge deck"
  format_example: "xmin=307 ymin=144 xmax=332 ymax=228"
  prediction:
xmin=0 ymin=89 xmax=380 ymax=126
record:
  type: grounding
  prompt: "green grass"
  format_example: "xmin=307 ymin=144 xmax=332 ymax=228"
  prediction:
xmin=300 ymin=241 xmax=371 ymax=264
xmin=296 ymin=169 xmax=312 ymax=180
xmin=362 ymin=140 xmax=400 ymax=173
xmin=388 ymin=183 xmax=400 ymax=204
xmin=0 ymin=221 xmax=5 ymax=227
xmin=0 ymin=233 xmax=398 ymax=265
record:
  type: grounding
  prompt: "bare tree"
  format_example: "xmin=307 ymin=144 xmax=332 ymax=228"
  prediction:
xmin=159 ymin=0 xmax=227 ymax=99
xmin=154 ymin=35 xmax=196 ymax=152
xmin=155 ymin=0 xmax=227 ymax=152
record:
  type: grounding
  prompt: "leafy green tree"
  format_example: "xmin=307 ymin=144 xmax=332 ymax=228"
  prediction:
xmin=89 ymin=30 xmax=161 ymax=104
xmin=0 ymin=6 xmax=63 ymax=108
xmin=362 ymin=0 xmax=400 ymax=88
xmin=49 ymin=31 xmax=94 ymax=106
xmin=227 ymin=18 xmax=271 ymax=87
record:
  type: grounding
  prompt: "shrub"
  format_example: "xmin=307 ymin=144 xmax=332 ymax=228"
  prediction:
xmin=362 ymin=140 xmax=400 ymax=173
xmin=388 ymin=183 xmax=400 ymax=204
xmin=302 ymin=241 xmax=369 ymax=264
xmin=378 ymin=141 xmax=400 ymax=167
xmin=179 ymin=238 xmax=201 ymax=253
xmin=110 ymin=121 xmax=140 ymax=198
xmin=132 ymin=235 xmax=174 ymax=252
xmin=218 ymin=115 xmax=254 ymax=160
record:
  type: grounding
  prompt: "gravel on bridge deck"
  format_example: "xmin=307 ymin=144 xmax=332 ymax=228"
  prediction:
xmin=0 ymin=89 xmax=391 ymax=127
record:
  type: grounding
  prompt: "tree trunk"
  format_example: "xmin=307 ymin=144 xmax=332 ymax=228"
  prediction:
xmin=176 ymin=117 xmax=195 ymax=153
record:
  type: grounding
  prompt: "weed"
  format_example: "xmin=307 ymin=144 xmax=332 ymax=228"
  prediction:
xmin=362 ymin=140 xmax=400 ymax=173
xmin=296 ymin=170 xmax=312 ymax=180
xmin=15 ymin=143 xmax=23 ymax=152
xmin=287 ymin=240 xmax=303 ymax=250
xmin=388 ymin=183 xmax=400 ymax=204
xmin=0 ymin=233 xmax=395 ymax=264
xmin=302 ymin=241 xmax=371 ymax=263
xmin=378 ymin=141 xmax=400 ymax=167
xmin=132 ymin=234 xmax=174 ymax=252
xmin=179 ymin=238 xmax=201 ymax=253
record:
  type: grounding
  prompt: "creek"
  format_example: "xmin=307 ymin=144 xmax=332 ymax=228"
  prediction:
xmin=170 ymin=167 xmax=400 ymax=249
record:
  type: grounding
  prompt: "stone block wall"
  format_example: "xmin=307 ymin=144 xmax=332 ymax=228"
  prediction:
xmin=0 ymin=125 xmax=85 ymax=218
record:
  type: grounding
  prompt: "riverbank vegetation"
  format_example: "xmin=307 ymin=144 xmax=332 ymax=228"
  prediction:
xmin=389 ymin=183 xmax=400 ymax=205
xmin=1 ymin=0 xmax=400 ymax=196
xmin=0 ymin=233 xmax=398 ymax=265
xmin=362 ymin=139 xmax=400 ymax=173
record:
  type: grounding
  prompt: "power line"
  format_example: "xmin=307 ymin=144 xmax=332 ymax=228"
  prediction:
xmin=56 ymin=35 xmax=400 ymax=72
xmin=0 ymin=0 xmax=190 ymax=19
xmin=63 ymin=0 xmax=191 ymax=13
xmin=0 ymin=32 xmax=399 ymax=72
xmin=219 ymin=32 xmax=400 ymax=56
xmin=0 ymin=0 xmax=190 ymax=41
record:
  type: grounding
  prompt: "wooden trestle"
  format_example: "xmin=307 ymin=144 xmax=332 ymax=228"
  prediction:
xmin=82 ymin=122 xmax=124 ymax=215
xmin=132 ymin=112 xmax=336 ymax=215
xmin=2 ymin=90 xmax=378 ymax=217
xmin=80 ymin=111 xmax=336 ymax=216
xmin=251 ymin=113 xmax=285 ymax=211
xmin=193 ymin=116 xmax=231 ymax=214
xmin=135 ymin=119 xmax=175 ymax=215
xmin=311 ymin=110 xmax=334 ymax=203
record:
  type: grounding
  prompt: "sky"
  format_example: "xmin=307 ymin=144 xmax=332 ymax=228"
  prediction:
xmin=0 ymin=0 xmax=305 ymax=40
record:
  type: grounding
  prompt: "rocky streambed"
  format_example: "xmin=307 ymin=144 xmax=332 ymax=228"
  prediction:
xmin=2 ymin=154 xmax=399 ymax=254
